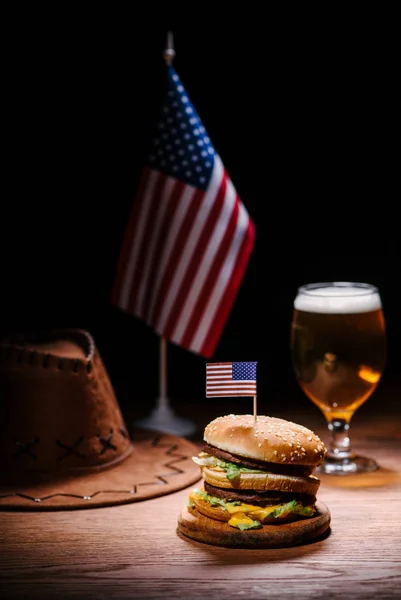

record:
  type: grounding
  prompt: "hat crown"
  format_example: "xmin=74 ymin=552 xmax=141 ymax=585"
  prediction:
xmin=0 ymin=329 xmax=132 ymax=481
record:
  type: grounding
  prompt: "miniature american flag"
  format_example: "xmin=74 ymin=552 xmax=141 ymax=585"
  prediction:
xmin=206 ymin=362 xmax=257 ymax=397
xmin=111 ymin=65 xmax=255 ymax=358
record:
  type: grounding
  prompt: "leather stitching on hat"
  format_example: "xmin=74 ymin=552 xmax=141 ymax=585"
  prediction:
xmin=0 ymin=436 xmax=192 ymax=504
xmin=56 ymin=436 xmax=86 ymax=460
xmin=97 ymin=430 xmax=117 ymax=454
xmin=12 ymin=438 xmax=40 ymax=461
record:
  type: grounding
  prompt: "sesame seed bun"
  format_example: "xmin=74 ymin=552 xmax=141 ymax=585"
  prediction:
xmin=204 ymin=414 xmax=326 ymax=467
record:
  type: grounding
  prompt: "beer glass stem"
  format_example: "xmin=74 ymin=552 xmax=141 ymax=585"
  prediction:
xmin=327 ymin=418 xmax=352 ymax=459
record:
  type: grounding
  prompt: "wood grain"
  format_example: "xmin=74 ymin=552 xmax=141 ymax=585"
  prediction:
xmin=0 ymin=404 xmax=400 ymax=599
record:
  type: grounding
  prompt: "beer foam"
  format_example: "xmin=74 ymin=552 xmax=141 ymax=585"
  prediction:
xmin=294 ymin=285 xmax=382 ymax=314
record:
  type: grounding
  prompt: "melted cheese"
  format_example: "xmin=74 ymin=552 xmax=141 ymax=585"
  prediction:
xmin=228 ymin=512 xmax=257 ymax=528
xmin=225 ymin=501 xmax=279 ymax=516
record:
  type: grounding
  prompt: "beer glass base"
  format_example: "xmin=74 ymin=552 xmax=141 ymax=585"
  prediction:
xmin=316 ymin=455 xmax=380 ymax=475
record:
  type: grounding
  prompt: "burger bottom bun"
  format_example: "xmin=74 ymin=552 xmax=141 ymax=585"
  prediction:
xmin=192 ymin=496 xmax=229 ymax=522
xmin=178 ymin=503 xmax=331 ymax=548
xmin=201 ymin=466 xmax=320 ymax=496
xmin=191 ymin=495 xmax=314 ymax=525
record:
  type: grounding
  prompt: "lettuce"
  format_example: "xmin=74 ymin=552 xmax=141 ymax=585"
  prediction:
xmin=192 ymin=488 xmax=241 ymax=508
xmin=192 ymin=454 xmax=264 ymax=481
xmin=236 ymin=519 xmax=262 ymax=531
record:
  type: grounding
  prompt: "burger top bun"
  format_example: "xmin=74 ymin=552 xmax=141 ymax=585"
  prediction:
xmin=204 ymin=414 xmax=327 ymax=467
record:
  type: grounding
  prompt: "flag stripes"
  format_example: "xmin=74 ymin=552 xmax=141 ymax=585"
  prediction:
xmin=111 ymin=66 xmax=255 ymax=358
xmin=206 ymin=362 xmax=257 ymax=397
xmin=113 ymin=157 xmax=255 ymax=357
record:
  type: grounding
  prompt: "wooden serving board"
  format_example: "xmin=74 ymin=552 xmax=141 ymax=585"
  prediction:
xmin=177 ymin=502 xmax=331 ymax=548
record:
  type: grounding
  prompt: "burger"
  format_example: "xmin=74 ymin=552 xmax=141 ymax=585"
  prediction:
xmin=187 ymin=414 xmax=327 ymax=531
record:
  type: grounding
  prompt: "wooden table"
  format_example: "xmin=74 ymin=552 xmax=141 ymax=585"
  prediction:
xmin=1 ymin=394 xmax=401 ymax=599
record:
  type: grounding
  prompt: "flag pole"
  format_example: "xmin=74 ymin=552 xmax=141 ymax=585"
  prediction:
xmin=253 ymin=395 xmax=257 ymax=423
xmin=158 ymin=31 xmax=173 ymax=412
xmin=159 ymin=336 xmax=167 ymax=405
xmin=163 ymin=31 xmax=175 ymax=66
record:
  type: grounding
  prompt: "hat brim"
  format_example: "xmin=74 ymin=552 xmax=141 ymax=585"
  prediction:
xmin=0 ymin=430 xmax=202 ymax=510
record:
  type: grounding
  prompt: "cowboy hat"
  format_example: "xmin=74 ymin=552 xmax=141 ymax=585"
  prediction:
xmin=0 ymin=329 xmax=200 ymax=510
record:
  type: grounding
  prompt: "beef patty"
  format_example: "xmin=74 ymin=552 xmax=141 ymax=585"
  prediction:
xmin=203 ymin=444 xmax=314 ymax=477
xmin=204 ymin=481 xmax=316 ymax=507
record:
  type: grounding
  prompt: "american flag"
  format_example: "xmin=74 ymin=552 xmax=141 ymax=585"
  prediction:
xmin=206 ymin=362 xmax=257 ymax=397
xmin=112 ymin=65 xmax=255 ymax=358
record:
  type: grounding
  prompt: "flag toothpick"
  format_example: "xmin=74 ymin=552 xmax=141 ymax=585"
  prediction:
xmin=206 ymin=362 xmax=258 ymax=421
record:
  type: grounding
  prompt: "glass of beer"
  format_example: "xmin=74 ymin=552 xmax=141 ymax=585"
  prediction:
xmin=290 ymin=282 xmax=386 ymax=475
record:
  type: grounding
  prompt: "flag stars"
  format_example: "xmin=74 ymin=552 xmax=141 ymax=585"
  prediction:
xmin=149 ymin=68 xmax=216 ymax=189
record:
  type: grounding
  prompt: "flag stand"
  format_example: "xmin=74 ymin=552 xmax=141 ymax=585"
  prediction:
xmin=134 ymin=337 xmax=197 ymax=436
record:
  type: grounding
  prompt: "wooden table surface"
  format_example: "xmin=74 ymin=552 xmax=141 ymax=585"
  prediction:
xmin=1 ymin=393 xmax=401 ymax=599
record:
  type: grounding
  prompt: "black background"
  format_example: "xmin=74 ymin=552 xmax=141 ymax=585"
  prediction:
xmin=2 ymin=7 xmax=400 ymax=416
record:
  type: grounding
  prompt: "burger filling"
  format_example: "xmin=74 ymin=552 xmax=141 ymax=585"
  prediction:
xmin=192 ymin=444 xmax=314 ymax=480
xmin=189 ymin=487 xmax=316 ymax=530
xmin=203 ymin=481 xmax=316 ymax=507
xmin=192 ymin=452 xmax=265 ymax=481
xmin=190 ymin=443 xmax=318 ymax=529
